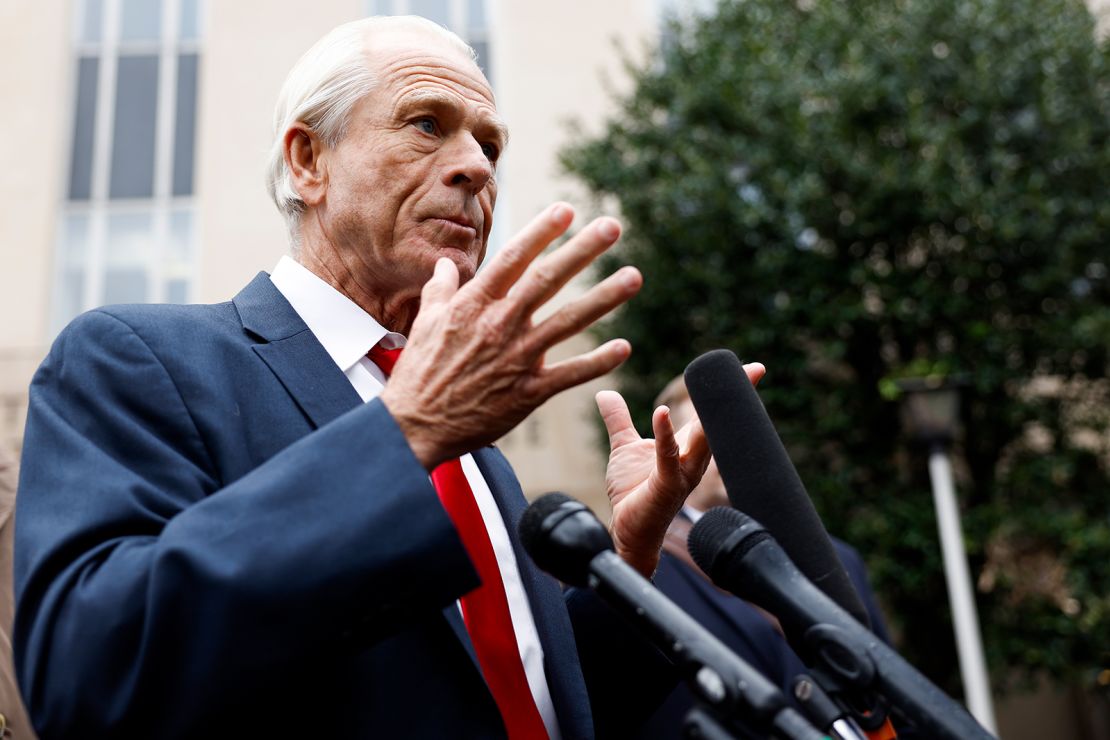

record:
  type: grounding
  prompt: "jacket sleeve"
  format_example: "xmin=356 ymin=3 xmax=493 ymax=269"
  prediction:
xmin=831 ymin=538 xmax=894 ymax=645
xmin=13 ymin=310 xmax=478 ymax=738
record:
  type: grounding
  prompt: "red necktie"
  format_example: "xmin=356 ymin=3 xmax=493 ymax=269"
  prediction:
xmin=367 ymin=344 xmax=549 ymax=739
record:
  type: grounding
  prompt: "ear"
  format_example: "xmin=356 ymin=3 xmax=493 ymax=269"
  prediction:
xmin=284 ymin=122 xmax=327 ymax=207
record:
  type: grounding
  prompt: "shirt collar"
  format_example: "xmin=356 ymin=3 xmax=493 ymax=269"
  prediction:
xmin=269 ymin=256 xmax=406 ymax=372
xmin=682 ymin=504 xmax=705 ymax=523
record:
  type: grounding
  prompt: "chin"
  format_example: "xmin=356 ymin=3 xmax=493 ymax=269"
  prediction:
xmin=437 ymin=245 xmax=484 ymax=283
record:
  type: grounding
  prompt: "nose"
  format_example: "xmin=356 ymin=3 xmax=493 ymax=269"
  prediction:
xmin=442 ymin=134 xmax=493 ymax=193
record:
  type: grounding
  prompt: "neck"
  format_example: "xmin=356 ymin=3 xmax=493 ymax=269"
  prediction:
xmin=296 ymin=223 xmax=421 ymax=334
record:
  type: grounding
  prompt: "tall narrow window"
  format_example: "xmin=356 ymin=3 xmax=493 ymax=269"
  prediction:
xmin=53 ymin=0 xmax=203 ymax=334
xmin=367 ymin=0 xmax=493 ymax=84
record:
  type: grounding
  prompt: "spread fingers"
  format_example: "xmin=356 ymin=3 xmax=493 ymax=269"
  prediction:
xmin=507 ymin=217 xmax=622 ymax=312
xmin=526 ymin=266 xmax=642 ymax=352
xmin=524 ymin=340 xmax=633 ymax=403
xmin=474 ymin=203 xmax=574 ymax=299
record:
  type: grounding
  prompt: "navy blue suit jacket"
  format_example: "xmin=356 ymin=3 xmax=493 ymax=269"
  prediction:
xmin=14 ymin=274 xmax=671 ymax=739
xmin=636 ymin=536 xmax=891 ymax=739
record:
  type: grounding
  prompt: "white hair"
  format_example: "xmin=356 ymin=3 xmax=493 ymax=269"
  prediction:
xmin=266 ymin=16 xmax=476 ymax=248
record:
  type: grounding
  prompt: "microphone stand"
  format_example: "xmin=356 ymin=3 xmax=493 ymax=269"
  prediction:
xmin=517 ymin=494 xmax=827 ymax=740
xmin=690 ymin=508 xmax=996 ymax=740
xmin=792 ymin=673 xmax=869 ymax=740
xmin=682 ymin=705 xmax=745 ymax=740
xmin=588 ymin=552 xmax=826 ymax=740
xmin=789 ymin=622 xmax=915 ymax=737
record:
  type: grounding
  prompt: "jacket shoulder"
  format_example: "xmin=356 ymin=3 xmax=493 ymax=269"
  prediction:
xmin=52 ymin=301 xmax=245 ymax=358
xmin=84 ymin=301 xmax=239 ymax=335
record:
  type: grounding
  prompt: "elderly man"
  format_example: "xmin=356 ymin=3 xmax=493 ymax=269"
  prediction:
xmin=14 ymin=16 xmax=759 ymax=740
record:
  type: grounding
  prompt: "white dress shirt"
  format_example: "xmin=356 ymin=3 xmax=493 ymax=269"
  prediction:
xmin=270 ymin=257 xmax=560 ymax=739
xmin=682 ymin=505 xmax=705 ymax=524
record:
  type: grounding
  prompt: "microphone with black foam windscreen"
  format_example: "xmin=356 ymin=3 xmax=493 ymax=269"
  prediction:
xmin=684 ymin=349 xmax=870 ymax=630
xmin=689 ymin=507 xmax=995 ymax=740
xmin=518 ymin=493 xmax=827 ymax=740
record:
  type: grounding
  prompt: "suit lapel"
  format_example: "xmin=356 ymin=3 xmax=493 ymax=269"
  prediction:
xmin=441 ymin=602 xmax=481 ymax=676
xmin=233 ymin=274 xmax=593 ymax=732
xmin=234 ymin=274 xmax=489 ymax=683
xmin=233 ymin=273 xmax=361 ymax=429
xmin=253 ymin=334 xmax=361 ymax=429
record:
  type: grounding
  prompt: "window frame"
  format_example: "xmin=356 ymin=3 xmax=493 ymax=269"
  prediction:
xmin=53 ymin=0 xmax=202 ymax=334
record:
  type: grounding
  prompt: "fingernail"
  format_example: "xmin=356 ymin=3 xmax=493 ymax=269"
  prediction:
xmin=599 ymin=218 xmax=620 ymax=240
xmin=551 ymin=203 xmax=569 ymax=221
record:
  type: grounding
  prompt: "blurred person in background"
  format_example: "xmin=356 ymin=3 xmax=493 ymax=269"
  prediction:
xmin=1 ymin=444 xmax=35 ymax=740
xmin=635 ymin=374 xmax=894 ymax=739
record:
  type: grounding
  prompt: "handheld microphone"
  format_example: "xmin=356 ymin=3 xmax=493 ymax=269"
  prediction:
xmin=684 ymin=349 xmax=870 ymax=629
xmin=519 ymin=493 xmax=826 ymax=740
xmin=689 ymin=507 xmax=995 ymax=740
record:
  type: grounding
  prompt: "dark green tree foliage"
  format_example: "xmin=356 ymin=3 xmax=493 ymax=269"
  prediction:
xmin=563 ymin=0 xmax=1110 ymax=693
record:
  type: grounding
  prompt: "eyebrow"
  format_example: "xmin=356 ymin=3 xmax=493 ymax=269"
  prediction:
xmin=394 ymin=89 xmax=510 ymax=148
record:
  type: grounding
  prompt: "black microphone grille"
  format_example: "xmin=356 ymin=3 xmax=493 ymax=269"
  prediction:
xmin=519 ymin=491 xmax=574 ymax=557
xmin=684 ymin=349 xmax=745 ymax=398
xmin=688 ymin=507 xmax=771 ymax=578
xmin=518 ymin=492 xmax=613 ymax=586
xmin=683 ymin=349 xmax=873 ymax=628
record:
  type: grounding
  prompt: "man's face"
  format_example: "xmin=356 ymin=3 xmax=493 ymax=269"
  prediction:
xmin=315 ymin=32 xmax=507 ymax=294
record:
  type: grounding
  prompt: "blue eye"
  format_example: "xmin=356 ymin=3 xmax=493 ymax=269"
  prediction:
xmin=481 ymin=142 xmax=499 ymax=162
xmin=414 ymin=118 xmax=436 ymax=134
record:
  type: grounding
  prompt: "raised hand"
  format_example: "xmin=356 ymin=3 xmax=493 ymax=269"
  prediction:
xmin=380 ymin=202 xmax=641 ymax=469
xmin=597 ymin=363 xmax=766 ymax=577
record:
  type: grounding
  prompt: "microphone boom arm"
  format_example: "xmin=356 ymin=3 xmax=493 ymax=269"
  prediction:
xmin=589 ymin=551 xmax=821 ymax=740
xmin=691 ymin=508 xmax=996 ymax=740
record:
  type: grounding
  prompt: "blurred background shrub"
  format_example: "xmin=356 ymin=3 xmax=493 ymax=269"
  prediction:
xmin=563 ymin=0 xmax=1110 ymax=698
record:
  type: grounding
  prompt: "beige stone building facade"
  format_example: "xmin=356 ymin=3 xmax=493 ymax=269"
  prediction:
xmin=0 ymin=0 xmax=667 ymax=512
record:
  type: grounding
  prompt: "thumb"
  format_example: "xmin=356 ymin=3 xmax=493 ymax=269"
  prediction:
xmin=743 ymin=362 xmax=766 ymax=387
xmin=596 ymin=390 xmax=641 ymax=448
xmin=421 ymin=257 xmax=461 ymax=306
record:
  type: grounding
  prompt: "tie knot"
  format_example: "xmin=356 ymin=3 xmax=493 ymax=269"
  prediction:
xmin=367 ymin=343 xmax=403 ymax=377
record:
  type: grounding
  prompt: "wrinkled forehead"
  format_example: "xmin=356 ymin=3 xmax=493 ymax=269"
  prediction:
xmin=366 ymin=30 xmax=497 ymax=107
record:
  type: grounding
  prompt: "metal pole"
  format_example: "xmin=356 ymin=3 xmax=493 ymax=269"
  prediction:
xmin=927 ymin=445 xmax=998 ymax=735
